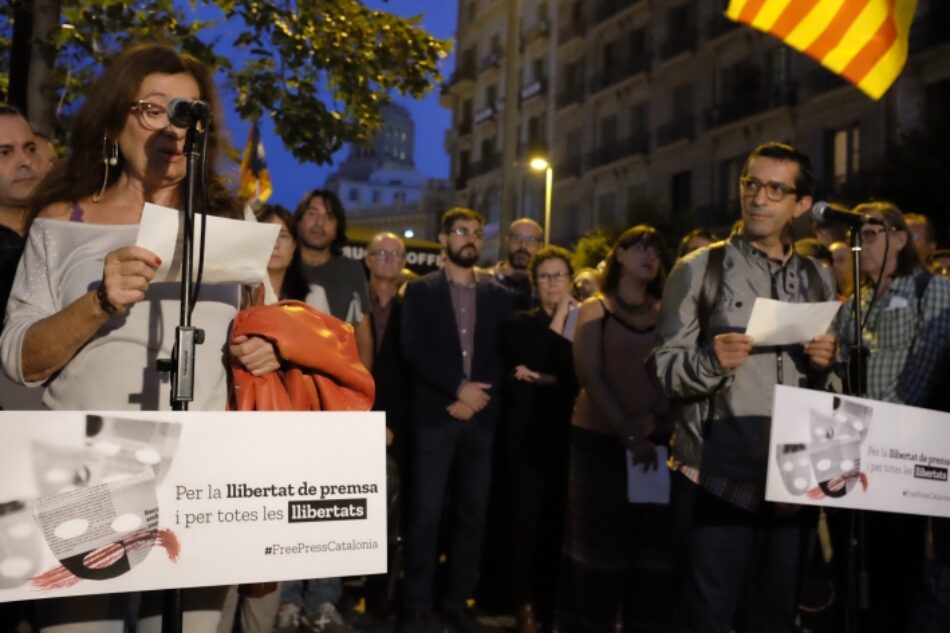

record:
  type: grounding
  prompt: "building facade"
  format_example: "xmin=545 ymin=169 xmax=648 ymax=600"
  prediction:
xmin=440 ymin=0 xmax=950 ymax=247
xmin=327 ymin=103 xmax=452 ymax=241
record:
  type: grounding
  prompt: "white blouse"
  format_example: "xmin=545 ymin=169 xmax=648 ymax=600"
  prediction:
xmin=1 ymin=218 xmax=240 ymax=411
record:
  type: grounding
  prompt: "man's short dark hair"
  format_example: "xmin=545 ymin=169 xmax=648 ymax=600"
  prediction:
xmin=0 ymin=103 xmax=24 ymax=118
xmin=742 ymin=142 xmax=814 ymax=200
xmin=293 ymin=189 xmax=348 ymax=256
xmin=905 ymin=213 xmax=936 ymax=245
xmin=440 ymin=207 xmax=484 ymax=234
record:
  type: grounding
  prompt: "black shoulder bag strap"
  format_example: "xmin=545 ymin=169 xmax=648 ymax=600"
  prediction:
xmin=797 ymin=254 xmax=826 ymax=302
xmin=698 ymin=241 xmax=727 ymax=344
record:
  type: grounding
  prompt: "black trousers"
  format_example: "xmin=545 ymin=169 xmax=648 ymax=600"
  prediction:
xmin=402 ymin=421 xmax=494 ymax=613
xmin=671 ymin=474 xmax=815 ymax=633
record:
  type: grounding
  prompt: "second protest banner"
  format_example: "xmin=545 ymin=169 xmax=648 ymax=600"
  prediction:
xmin=767 ymin=385 xmax=950 ymax=518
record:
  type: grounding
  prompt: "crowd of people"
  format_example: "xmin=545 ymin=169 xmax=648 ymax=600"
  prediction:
xmin=1 ymin=43 xmax=950 ymax=633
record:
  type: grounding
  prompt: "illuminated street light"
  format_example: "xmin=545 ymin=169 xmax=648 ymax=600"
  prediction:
xmin=529 ymin=157 xmax=553 ymax=246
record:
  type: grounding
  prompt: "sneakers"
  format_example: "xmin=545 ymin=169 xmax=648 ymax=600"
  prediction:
xmin=309 ymin=601 xmax=360 ymax=633
xmin=275 ymin=603 xmax=302 ymax=633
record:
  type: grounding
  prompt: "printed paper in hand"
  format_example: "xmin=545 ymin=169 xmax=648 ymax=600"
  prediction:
xmin=135 ymin=203 xmax=278 ymax=286
xmin=626 ymin=446 xmax=671 ymax=504
xmin=744 ymin=298 xmax=841 ymax=346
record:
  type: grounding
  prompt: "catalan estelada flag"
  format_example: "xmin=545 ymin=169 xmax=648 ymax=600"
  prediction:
xmin=238 ymin=122 xmax=272 ymax=202
xmin=726 ymin=0 xmax=917 ymax=100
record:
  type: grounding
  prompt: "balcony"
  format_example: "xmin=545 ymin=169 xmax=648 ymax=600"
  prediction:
xmin=588 ymin=54 xmax=650 ymax=94
xmin=558 ymin=17 xmax=587 ymax=45
xmin=521 ymin=19 xmax=550 ymax=48
xmin=909 ymin=13 xmax=950 ymax=53
xmin=447 ymin=63 xmax=476 ymax=91
xmin=659 ymin=28 xmax=697 ymax=62
xmin=474 ymin=104 xmax=498 ymax=126
xmin=519 ymin=140 xmax=549 ymax=159
xmin=593 ymin=0 xmax=640 ymax=27
xmin=587 ymin=135 xmax=649 ymax=169
xmin=705 ymin=83 xmax=796 ymax=129
xmin=479 ymin=47 xmax=503 ymax=73
xmin=656 ymin=116 xmax=694 ymax=147
xmin=556 ymin=83 xmax=585 ymax=110
xmin=706 ymin=14 xmax=741 ymax=41
xmin=801 ymin=68 xmax=849 ymax=99
xmin=471 ymin=153 xmax=501 ymax=178
xmin=555 ymin=155 xmax=584 ymax=181
xmin=455 ymin=174 xmax=469 ymax=190
xmin=520 ymin=78 xmax=547 ymax=102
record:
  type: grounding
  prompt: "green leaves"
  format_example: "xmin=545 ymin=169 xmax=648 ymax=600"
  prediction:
xmin=226 ymin=0 xmax=451 ymax=163
xmin=1 ymin=0 xmax=451 ymax=165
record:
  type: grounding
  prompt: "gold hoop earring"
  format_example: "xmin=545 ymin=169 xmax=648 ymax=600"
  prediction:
xmin=93 ymin=136 xmax=118 ymax=202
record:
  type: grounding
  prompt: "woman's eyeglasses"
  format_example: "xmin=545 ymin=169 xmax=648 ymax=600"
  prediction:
xmin=535 ymin=271 xmax=570 ymax=283
xmin=129 ymin=100 xmax=170 ymax=131
xmin=858 ymin=225 xmax=897 ymax=244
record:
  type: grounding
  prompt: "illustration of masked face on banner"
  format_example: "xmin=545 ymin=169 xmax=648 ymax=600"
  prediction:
xmin=29 ymin=417 xmax=181 ymax=583
xmin=0 ymin=501 xmax=44 ymax=589
xmin=776 ymin=397 xmax=873 ymax=498
xmin=83 ymin=415 xmax=181 ymax=485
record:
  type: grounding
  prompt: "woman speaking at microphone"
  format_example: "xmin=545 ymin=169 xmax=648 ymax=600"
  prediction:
xmin=1 ymin=44 xmax=277 ymax=632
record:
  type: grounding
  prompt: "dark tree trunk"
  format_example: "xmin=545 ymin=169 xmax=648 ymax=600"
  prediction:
xmin=7 ymin=0 xmax=32 ymax=112
xmin=26 ymin=0 xmax=60 ymax=136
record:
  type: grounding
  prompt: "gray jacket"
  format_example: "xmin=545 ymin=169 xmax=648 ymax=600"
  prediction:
xmin=648 ymin=234 xmax=837 ymax=483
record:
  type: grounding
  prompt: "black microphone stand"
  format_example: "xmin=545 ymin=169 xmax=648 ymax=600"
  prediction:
xmin=156 ymin=114 xmax=208 ymax=633
xmin=844 ymin=226 xmax=868 ymax=633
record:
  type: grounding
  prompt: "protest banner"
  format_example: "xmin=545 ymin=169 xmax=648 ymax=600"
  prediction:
xmin=0 ymin=411 xmax=386 ymax=602
xmin=767 ymin=385 xmax=950 ymax=517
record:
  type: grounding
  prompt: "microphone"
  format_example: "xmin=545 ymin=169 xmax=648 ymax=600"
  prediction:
xmin=810 ymin=201 xmax=872 ymax=227
xmin=167 ymin=97 xmax=210 ymax=128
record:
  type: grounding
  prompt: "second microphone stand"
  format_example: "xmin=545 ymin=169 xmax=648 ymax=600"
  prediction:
xmin=844 ymin=226 xmax=868 ymax=633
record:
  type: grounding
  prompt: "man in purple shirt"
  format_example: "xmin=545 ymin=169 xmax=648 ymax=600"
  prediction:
xmin=400 ymin=208 xmax=513 ymax=633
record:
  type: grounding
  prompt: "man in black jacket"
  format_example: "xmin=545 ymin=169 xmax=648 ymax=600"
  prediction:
xmin=400 ymin=208 xmax=512 ymax=632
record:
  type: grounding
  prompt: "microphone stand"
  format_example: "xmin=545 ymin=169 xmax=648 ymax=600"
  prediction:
xmin=156 ymin=115 xmax=208 ymax=633
xmin=844 ymin=226 xmax=867 ymax=633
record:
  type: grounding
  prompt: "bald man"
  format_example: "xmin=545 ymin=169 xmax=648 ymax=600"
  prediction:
xmin=484 ymin=218 xmax=544 ymax=310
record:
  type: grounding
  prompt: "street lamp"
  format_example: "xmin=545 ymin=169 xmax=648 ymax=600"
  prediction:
xmin=529 ymin=156 xmax=553 ymax=245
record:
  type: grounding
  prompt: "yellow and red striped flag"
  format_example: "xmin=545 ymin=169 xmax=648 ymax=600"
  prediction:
xmin=726 ymin=0 xmax=917 ymax=100
xmin=238 ymin=121 xmax=273 ymax=202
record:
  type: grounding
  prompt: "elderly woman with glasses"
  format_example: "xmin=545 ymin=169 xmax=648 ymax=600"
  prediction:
xmin=831 ymin=201 xmax=950 ymax=633
xmin=0 ymin=44 xmax=277 ymax=632
xmin=500 ymin=245 xmax=579 ymax=633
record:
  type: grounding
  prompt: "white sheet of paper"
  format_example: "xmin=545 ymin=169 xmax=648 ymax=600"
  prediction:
xmin=626 ymin=446 xmax=670 ymax=504
xmin=135 ymin=203 xmax=279 ymax=285
xmin=744 ymin=298 xmax=841 ymax=346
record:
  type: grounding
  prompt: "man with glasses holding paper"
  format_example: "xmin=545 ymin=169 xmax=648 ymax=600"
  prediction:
xmin=649 ymin=142 xmax=838 ymax=633
xmin=400 ymin=208 xmax=513 ymax=633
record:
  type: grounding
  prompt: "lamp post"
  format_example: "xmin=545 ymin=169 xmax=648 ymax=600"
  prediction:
xmin=529 ymin=157 xmax=553 ymax=245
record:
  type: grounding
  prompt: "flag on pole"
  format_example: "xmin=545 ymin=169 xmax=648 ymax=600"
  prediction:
xmin=239 ymin=122 xmax=272 ymax=202
xmin=725 ymin=0 xmax=917 ymax=100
